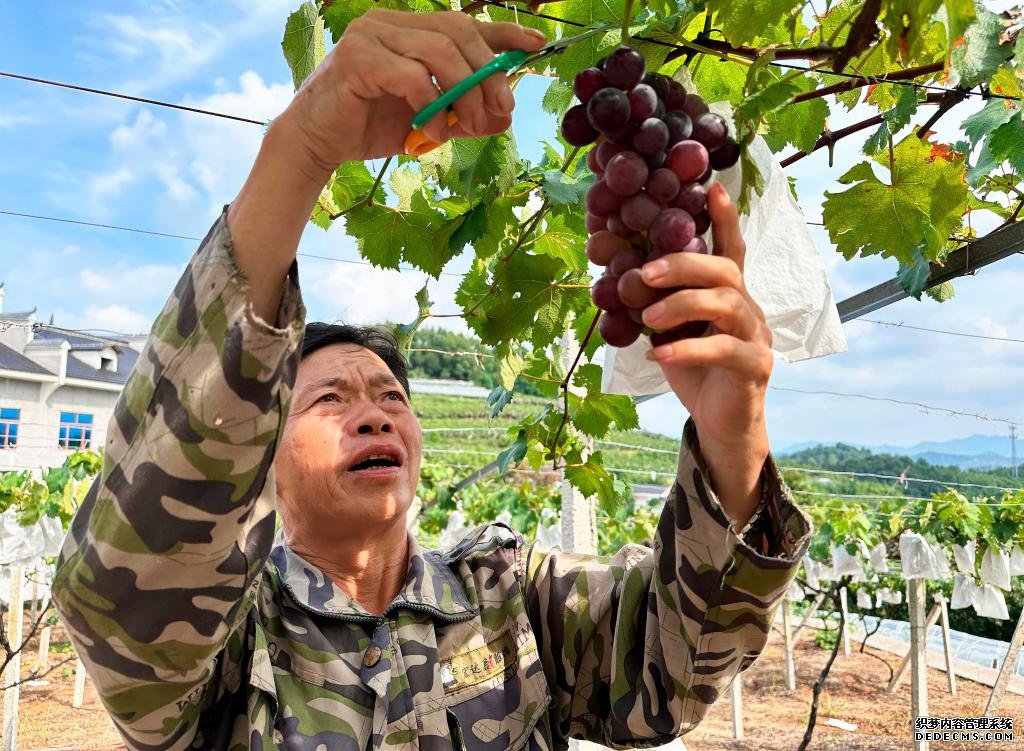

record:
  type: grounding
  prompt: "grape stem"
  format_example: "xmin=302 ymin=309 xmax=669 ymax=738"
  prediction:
xmin=549 ymin=309 xmax=602 ymax=471
xmin=779 ymin=92 xmax=944 ymax=167
xmin=329 ymin=156 xmax=393 ymax=219
xmin=621 ymin=0 xmax=635 ymax=42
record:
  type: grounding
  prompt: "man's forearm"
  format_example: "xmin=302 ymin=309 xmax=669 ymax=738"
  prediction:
xmin=686 ymin=422 xmax=769 ymax=533
xmin=227 ymin=115 xmax=334 ymax=323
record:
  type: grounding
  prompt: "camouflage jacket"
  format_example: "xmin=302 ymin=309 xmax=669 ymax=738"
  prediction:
xmin=52 ymin=211 xmax=812 ymax=751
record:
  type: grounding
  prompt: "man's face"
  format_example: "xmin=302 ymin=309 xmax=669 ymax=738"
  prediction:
xmin=274 ymin=343 xmax=422 ymax=539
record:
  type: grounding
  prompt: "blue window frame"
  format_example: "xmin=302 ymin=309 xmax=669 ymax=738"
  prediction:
xmin=58 ymin=411 xmax=93 ymax=449
xmin=0 ymin=408 xmax=19 ymax=449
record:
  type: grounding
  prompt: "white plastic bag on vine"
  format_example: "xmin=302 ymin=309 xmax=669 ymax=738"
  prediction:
xmin=856 ymin=588 xmax=873 ymax=610
xmin=981 ymin=546 xmax=1011 ymax=591
xmin=786 ymin=580 xmax=805 ymax=601
xmin=1009 ymin=545 xmax=1024 ymax=576
xmin=953 ymin=541 xmax=977 ymax=575
xmin=802 ymin=557 xmax=820 ymax=589
xmin=973 ymin=583 xmax=1010 ymax=620
xmin=868 ymin=542 xmax=888 ymax=572
xmin=833 ymin=543 xmax=863 ymax=578
xmin=439 ymin=510 xmax=470 ymax=550
xmin=899 ymin=531 xmax=942 ymax=580
xmin=929 ymin=542 xmax=952 ymax=580
xmin=951 ymin=574 xmax=977 ymax=610
xmin=876 ymin=587 xmax=903 ymax=606
xmin=601 ymin=95 xmax=848 ymax=398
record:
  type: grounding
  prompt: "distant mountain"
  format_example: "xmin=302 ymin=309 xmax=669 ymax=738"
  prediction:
xmin=779 ymin=433 xmax=1017 ymax=470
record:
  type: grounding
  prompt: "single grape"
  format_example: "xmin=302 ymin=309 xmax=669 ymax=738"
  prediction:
xmin=585 ymin=212 xmax=607 ymax=233
xmin=574 ymin=68 xmax=608 ymax=104
xmin=562 ymin=104 xmax=599 ymax=146
xmin=672 ymin=181 xmax=707 ymax=216
xmin=585 ymin=178 xmax=622 ymax=216
xmin=696 ymin=163 xmax=713 ymax=184
xmin=691 ymin=112 xmax=728 ymax=151
xmin=591 ymin=273 xmax=624 ymax=312
xmin=617 ymin=268 xmax=661 ymax=308
xmin=596 ymin=140 xmax=625 ymax=170
xmin=587 ymin=147 xmax=603 ymax=175
xmin=604 ymin=120 xmax=637 ymax=144
xmin=648 ymin=208 xmax=696 ymax=252
xmin=665 ymin=79 xmax=687 ymax=110
xmin=642 ymin=72 xmax=670 ymax=101
xmin=627 ymin=83 xmax=658 ymax=121
xmin=683 ymin=236 xmax=708 ymax=254
xmin=632 ymin=118 xmax=669 ymax=156
xmin=646 ymin=150 xmax=666 ymax=170
xmin=662 ymin=111 xmax=693 ymax=146
xmin=681 ymin=94 xmax=710 ymax=119
xmin=603 ymin=46 xmax=645 ymax=90
xmin=710 ymin=138 xmax=741 ymax=169
xmin=650 ymin=321 xmax=709 ymax=345
xmin=692 ymin=208 xmax=711 ymax=235
xmin=586 ymin=230 xmax=630 ymax=266
xmin=606 ymin=213 xmax=631 ymax=238
xmin=666 ymin=140 xmax=710 ymax=183
xmin=605 ymin=151 xmax=649 ymax=197
xmin=599 ymin=308 xmax=643 ymax=347
xmin=646 ymin=168 xmax=680 ymax=203
xmin=620 ymin=192 xmax=661 ymax=231
xmin=609 ymin=245 xmax=647 ymax=276
xmin=586 ymin=88 xmax=631 ymax=131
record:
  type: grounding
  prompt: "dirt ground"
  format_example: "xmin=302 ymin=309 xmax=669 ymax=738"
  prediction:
xmin=10 ymin=626 xmax=1024 ymax=750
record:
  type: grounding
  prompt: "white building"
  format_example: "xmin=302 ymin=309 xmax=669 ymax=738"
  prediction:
xmin=0 ymin=285 xmax=144 ymax=473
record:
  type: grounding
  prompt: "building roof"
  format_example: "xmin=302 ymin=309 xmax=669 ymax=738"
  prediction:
xmin=65 ymin=348 xmax=138 ymax=385
xmin=0 ymin=342 xmax=52 ymax=376
xmin=0 ymin=309 xmax=37 ymax=321
xmin=33 ymin=325 xmax=129 ymax=350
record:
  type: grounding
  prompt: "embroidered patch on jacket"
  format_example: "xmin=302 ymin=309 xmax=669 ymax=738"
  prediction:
xmin=441 ymin=633 xmax=518 ymax=693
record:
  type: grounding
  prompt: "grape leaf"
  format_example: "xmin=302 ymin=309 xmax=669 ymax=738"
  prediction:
xmin=822 ymin=135 xmax=968 ymax=264
xmin=542 ymin=79 xmax=575 ymax=118
xmin=420 ymin=134 xmax=521 ymax=202
xmin=950 ymin=5 xmax=1014 ymax=87
xmin=346 ymin=190 xmax=461 ymax=276
xmin=942 ymin=0 xmax=976 ymax=48
xmin=691 ymin=58 xmax=748 ymax=105
xmin=389 ymin=165 xmax=422 ymax=210
xmin=896 ymin=245 xmax=932 ymax=298
xmin=311 ymin=181 xmax=340 ymax=230
xmin=534 ymin=215 xmax=588 ymax=272
xmin=541 ymin=168 xmax=594 ymax=205
xmin=706 ymin=0 xmax=802 ymax=45
xmin=967 ymin=143 xmax=999 ymax=188
xmin=988 ymin=113 xmax=1024 ymax=174
xmin=881 ymin=0 xmax=943 ymax=63
xmin=547 ymin=0 xmax=627 ymax=81
xmin=990 ymin=66 xmax=1021 ymax=99
xmin=487 ymin=386 xmax=515 ymax=418
xmin=962 ymin=98 xmax=1019 ymax=149
xmin=569 ymin=363 xmax=639 ymax=436
xmin=282 ymin=2 xmax=326 ymax=90
xmin=925 ymin=280 xmax=956 ymax=302
xmin=762 ymin=75 xmax=828 ymax=154
xmin=448 ymin=201 xmax=489 ymax=255
xmin=330 ymin=161 xmax=386 ymax=210
xmin=497 ymin=430 xmax=528 ymax=475
xmin=564 ymin=451 xmax=621 ymax=513
xmin=321 ymin=0 xmax=444 ymax=43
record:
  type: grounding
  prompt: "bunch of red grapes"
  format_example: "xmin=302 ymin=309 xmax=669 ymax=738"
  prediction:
xmin=560 ymin=45 xmax=740 ymax=348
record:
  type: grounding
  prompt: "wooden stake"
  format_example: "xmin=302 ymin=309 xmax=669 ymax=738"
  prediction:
xmin=839 ymin=586 xmax=851 ymax=657
xmin=984 ymin=605 xmax=1024 ymax=715
xmin=2 ymin=566 xmax=24 ymax=751
xmin=792 ymin=591 xmax=827 ymax=645
xmin=73 ymin=658 xmax=87 ymax=709
xmin=937 ymin=594 xmax=956 ymax=696
xmin=782 ymin=599 xmax=797 ymax=691
xmin=908 ymin=580 xmax=929 ymax=751
xmin=37 ymin=626 xmax=50 ymax=672
xmin=730 ymin=674 xmax=744 ymax=740
xmin=888 ymin=601 xmax=942 ymax=692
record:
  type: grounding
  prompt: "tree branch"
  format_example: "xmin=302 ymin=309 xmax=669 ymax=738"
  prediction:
xmin=550 ymin=310 xmax=602 ymax=471
xmin=831 ymin=0 xmax=882 ymax=72
xmin=798 ymin=578 xmax=850 ymax=751
xmin=780 ymin=92 xmax=944 ymax=168
xmin=916 ymin=87 xmax=970 ymax=138
xmin=790 ymin=61 xmax=944 ymax=104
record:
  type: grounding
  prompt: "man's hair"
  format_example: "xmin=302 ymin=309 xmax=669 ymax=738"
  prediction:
xmin=300 ymin=322 xmax=411 ymax=397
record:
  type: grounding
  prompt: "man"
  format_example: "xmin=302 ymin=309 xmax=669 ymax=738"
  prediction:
xmin=52 ymin=9 xmax=811 ymax=751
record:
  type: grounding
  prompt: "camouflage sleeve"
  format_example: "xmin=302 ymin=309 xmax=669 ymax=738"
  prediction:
xmin=522 ymin=418 xmax=812 ymax=749
xmin=51 ymin=209 xmax=305 ymax=750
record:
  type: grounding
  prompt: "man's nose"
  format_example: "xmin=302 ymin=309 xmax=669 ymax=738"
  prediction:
xmin=352 ymin=401 xmax=393 ymax=435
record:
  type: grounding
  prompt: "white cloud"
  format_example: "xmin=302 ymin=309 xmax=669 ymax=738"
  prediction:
xmin=308 ymin=262 xmax=430 ymax=326
xmin=74 ymin=304 xmax=153 ymax=335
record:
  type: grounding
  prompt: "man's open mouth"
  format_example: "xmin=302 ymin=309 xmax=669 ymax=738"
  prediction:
xmin=347 ymin=448 xmax=403 ymax=472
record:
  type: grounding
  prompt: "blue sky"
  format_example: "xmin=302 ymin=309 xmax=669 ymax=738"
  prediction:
xmin=2 ymin=1 xmax=1022 ymax=454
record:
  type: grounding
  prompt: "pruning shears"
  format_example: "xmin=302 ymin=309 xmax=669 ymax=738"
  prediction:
xmin=404 ymin=25 xmax=609 ymax=156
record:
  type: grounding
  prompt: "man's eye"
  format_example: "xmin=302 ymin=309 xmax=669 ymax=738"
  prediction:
xmin=318 ymin=394 xmax=338 ymax=403
xmin=387 ymin=392 xmax=404 ymax=402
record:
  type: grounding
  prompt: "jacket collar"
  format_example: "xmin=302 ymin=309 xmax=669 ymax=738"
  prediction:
xmin=270 ymin=533 xmax=476 ymax=622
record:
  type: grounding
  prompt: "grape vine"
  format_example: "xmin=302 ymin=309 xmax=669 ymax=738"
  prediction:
xmin=282 ymin=0 xmax=1023 ymax=508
